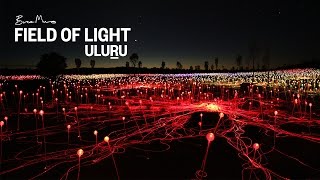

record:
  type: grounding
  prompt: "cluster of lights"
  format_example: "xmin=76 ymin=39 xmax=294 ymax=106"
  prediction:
xmin=0 ymin=68 xmax=319 ymax=179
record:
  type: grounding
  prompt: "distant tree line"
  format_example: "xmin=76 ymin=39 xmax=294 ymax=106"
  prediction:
xmin=2 ymin=49 xmax=316 ymax=77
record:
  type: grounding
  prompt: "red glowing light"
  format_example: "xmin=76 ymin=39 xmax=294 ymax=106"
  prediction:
xmin=253 ymin=143 xmax=260 ymax=150
xmin=206 ymin=133 xmax=215 ymax=142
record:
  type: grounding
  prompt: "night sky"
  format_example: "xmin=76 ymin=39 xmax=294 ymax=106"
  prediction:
xmin=0 ymin=0 xmax=319 ymax=69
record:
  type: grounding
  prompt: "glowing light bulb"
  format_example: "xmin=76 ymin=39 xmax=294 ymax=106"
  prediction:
xmin=219 ymin=112 xmax=224 ymax=118
xmin=19 ymin=90 xmax=23 ymax=94
xmin=33 ymin=109 xmax=37 ymax=113
xmin=94 ymin=130 xmax=98 ymax=135
xmin=39 ymin=110 xmax=44 ymax=116
xmin=122 ymin=117 xmax=125 ymax=121
xmin=62 ymin=108 xmax=65 ymax=112
xmin=67 ymin=125 xmax=71 ymax=129
xmin=200 ymin=113 xmax=203 ymax=117
xmin=4 ymin=116 xmax=8 ymax=121
xmin=309 ymin=103 xmax=312 ymax=107
xmin=253 ymin=143 xmax=260 ymax=150
xmin=77 ymin=149 xmax=84 ymax=157
xmin=74 ymin=107 xmax=78 ymax=111
xmin=206 ymin=103 xmax=219 ymax=112
xmin=206 ymin=133 xmax=215 ymax=142
xmin=0 ymin=121 xmax=4 ymax=127
xmin=274 ymin=111 xmax=278 ymax=116
xmin=104 ymin=136 xmax=110 ymax=143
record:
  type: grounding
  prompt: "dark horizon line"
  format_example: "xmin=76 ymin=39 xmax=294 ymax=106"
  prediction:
xmin=0 ymin=60 xmax=319 ymax=70
xmin=0 ymin=63 xmax=318 ymax=73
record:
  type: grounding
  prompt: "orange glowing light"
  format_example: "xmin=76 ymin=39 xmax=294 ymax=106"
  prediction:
xmin=77 ymin=149 xmax=84 ymax=157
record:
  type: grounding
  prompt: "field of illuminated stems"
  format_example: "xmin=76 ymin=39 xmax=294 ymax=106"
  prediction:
xmin=0 ymin=68 xmax=320 ymax=179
